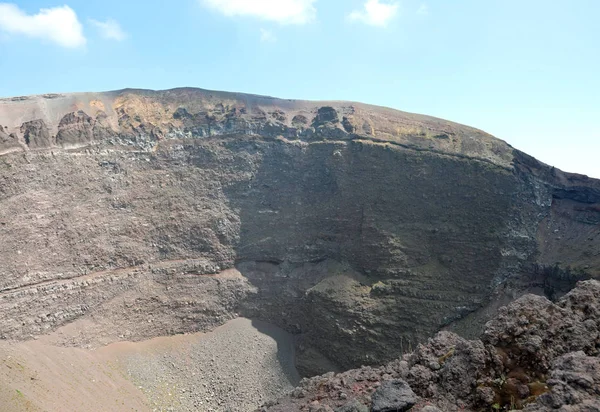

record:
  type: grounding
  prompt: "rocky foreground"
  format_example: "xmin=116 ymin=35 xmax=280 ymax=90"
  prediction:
xmin=262 ymin=280 xmax=600 ymax=412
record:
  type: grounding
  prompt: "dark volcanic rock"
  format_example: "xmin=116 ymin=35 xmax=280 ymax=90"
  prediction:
xmin=292 ymin=114 xmax=309 ymax=126
xmin=482 ymin=279 xmax=600 ymax=373
xmin=20 ymin=118 xmax=52 ymax=147
xmin=371 ymin=380 xmax=416 ymax=412
xmin=264 ymin=280 xmax=600 ymax=412
xmin=313 ymin=106 xmax=340 ymax=126
xmin=342 ymin=116 xmax=357 ymax=133
xmin=56 ymin=110 xmax=95 ymax=145
xmin=173 ymin=107 xmax=192 ymax=119
xmin=523 ymin=351 xmax=600 ymax=411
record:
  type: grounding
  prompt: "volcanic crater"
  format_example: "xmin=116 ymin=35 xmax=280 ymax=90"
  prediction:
xmin=0 ymin=88 xmax=598 ymax=411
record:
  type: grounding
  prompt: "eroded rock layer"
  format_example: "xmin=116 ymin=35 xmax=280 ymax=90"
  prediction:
xmin=0 ymin=88 xmax=599 ymax=376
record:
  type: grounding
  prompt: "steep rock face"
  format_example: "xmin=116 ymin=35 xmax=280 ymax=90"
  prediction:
xmin=0 ymin=88 xmax=598 ymax=376
xmin=56 ymin=110 xmax=95 ymax=145
xmin=230 ymin=138 xmax=539 ymax=372
xmin=55 ymin=110 xmax=117 ymax=146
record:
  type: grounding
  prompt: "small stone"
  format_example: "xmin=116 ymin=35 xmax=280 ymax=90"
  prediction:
xmin=292 ymin=388 xmax=306 ymax=398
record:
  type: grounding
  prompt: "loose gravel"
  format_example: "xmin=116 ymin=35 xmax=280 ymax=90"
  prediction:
xmin=107 ymin=317 xmax=300 ymax=412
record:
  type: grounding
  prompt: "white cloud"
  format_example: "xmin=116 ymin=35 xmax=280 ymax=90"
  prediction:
xmin=90 ymin=18 xmax=127 ymax=41
xmin=0 ymin=3 xmax=85 ymax=48
xmin=417 ymin=3 xmax=429 ymax=15
xmin=201 ymin=0 xmax=317 ymax=25
xmin=260 ymin=28 xmax=276 ymax=43
xmin=348 ymin=0 xmax=399 ymax=27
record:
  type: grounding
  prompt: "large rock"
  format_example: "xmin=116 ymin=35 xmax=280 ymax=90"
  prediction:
xmin=523 ymin=352 xmax=600 ymax=411
xmin=56 ymin=110 xmax=95 ymax=145
xmin=482 ymin=279 xmax=600 ymax=372
xmin=371 ymin=380 xmax=416 ymax=412
xmin=20 ymin=118 xmax=52 ymax=147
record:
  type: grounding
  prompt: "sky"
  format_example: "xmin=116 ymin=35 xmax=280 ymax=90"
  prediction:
xmin=0 ymin=0 xmax=598 ymax=178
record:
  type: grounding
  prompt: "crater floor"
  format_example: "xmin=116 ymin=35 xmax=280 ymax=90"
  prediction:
xmin=0 ymin=318 xmax=299 ymax=412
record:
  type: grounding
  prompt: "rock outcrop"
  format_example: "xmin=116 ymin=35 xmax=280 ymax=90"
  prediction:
xmin=0 ymin=124 xmax=21 ymax=153
xmin=20 ymin=119 xmax=52 ymax=148
xmin=262 ymin=280 xmax=600 ymax=411
xmin=0 ymin=88 xmax=598 ymax=378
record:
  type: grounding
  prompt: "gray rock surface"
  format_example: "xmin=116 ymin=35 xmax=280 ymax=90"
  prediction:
xmin=483 ymin=279 xmax=600 ymax=372
xmin=370 ymin=380 xmax=416 ymax=412
xmin=523 ymin=351 xmax=600 ymax=412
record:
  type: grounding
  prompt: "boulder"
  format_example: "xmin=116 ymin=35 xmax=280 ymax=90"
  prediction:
xmin=371 ymin=380 xmax=417 ymax=412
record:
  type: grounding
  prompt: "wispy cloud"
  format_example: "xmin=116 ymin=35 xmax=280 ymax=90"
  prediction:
xmin=0 ymin=3 xmax=86 ymax=48
xmin=201 ymin=0 xmax=317 ymax=25
xmin=348 ymin=0 xmax=399 ymax=27
xmin=90 ymin=18 xmax=127 ymax=41
xmin=260 ymin=28 xmax=277 ymax=43
xmin=417 ymin=3 xmax=429 ymax=15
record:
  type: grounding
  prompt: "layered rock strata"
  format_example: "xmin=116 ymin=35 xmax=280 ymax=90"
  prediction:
xmin=0 ymin=88 xmax=598 ymax=375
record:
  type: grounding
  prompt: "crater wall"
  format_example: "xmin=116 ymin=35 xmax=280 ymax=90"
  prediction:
xmin=0 ymin=88 xmax=598 ymax=375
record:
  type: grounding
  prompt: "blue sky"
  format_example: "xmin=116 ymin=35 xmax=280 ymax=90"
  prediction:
xmin=0 ymin=0 xmax=598 ymax=177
